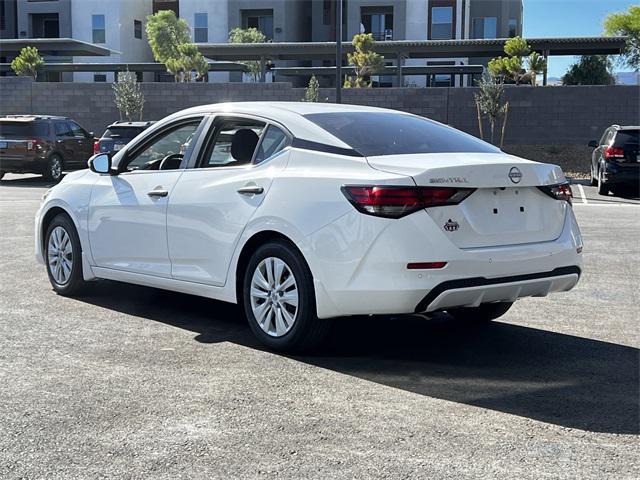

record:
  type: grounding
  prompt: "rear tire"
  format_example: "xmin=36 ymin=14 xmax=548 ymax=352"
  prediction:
xmin=242 ymin=240 xmax=330 ymax=353
xmin=44 ymin=154 xmax=64 ymax=183
xmin=448 ymin=302 xmax=513 ymax=323
xmin=597 ymin=167 xmax=609 ymax=196
xmin=44 ymin=214 xmax=87 ymax=296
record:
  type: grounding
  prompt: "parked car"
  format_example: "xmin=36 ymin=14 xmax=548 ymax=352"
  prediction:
xmin=35 ymin=103 xmax=583 ymax=352
xmin=589 ymin=125 xmax=640 ymax=195
xmin=0 ymin=115 xmax=94 ymax=182
xmin=95 ymin=121 xmax=155 ymax=155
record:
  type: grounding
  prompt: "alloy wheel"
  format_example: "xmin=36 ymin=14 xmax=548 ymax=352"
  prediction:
xmin=50 ymin=157 xmax=63 ymax=180
xmin=250 ymin=257 xmax=299 ymax=337
xmin=47 ymin=226 xmax=73 ymax=285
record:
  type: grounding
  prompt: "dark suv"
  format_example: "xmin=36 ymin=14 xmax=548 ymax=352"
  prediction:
xmin=96 ymin=121 xmax=154 ymax=155
xmin=589 ymin=125 xmax=640 ymax=195
xmin=0 ymin=115 xmax=94 ymax=182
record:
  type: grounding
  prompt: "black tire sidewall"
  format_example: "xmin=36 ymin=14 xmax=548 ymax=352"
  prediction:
xmin=46 ymin=155 xmax=64 ymax=182
xmin=242 ymin=240 xmax=319 ymax=352
xmin=45 ymin=214 xmax=85 ymax=296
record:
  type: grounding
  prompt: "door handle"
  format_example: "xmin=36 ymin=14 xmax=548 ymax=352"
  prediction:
xmin=147 ymin=189 xmax=169 ymax=198
xmin=237 ymin=186 xmax=264 ymax=195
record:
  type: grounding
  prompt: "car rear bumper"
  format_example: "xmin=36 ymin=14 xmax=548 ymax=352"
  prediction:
xmin=305 ymin=206 xmax=583 ymax=319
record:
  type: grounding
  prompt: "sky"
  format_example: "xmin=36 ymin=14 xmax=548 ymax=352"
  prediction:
xmin=522 ymin=0 xmax=636 ymax=78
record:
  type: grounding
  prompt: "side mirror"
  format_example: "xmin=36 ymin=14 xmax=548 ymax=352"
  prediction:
xmin=88 ymin=153 xmax=112 ymax=174
xmin=88 ymin=131 xmax=95 ymax=138
xmin=588 ymin=140 xmax=598 ymax=148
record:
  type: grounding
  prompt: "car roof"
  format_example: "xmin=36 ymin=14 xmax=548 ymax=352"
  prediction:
xmin=106 ymin=121 xmax=155 ymax=128
xmin=0 ymin=114 xmax=68 ymax=122
xmin=161 ymin=102 xmax=406 ymax=150
xmin=611 ymin=125 xmax=640 ymax=131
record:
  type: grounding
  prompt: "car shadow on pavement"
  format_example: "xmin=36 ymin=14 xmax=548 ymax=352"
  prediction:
xmin=78 ymin=280 xmax=639 ymax=436
xmin=0 ymin=176 xmax=54 ymax=188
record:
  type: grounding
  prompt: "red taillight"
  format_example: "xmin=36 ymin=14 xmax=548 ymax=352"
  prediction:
xmin=604 ymin=146 xmax=624 ymax=159
xmin=93 ymin=140 xmax=100 ymax=154
xmin=407 ymin=262 xmax=447 ymax=270
xmin=341 ymin=186 xmax=475 ymax=219
xmin=537 ymin=183 xmax=573 ymax=204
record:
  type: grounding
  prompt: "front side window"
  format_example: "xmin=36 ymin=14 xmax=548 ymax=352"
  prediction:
xmin=430 ymin=6 xmax=453 ymax=40
xmin=92 ymin=14 xmax=106 ymax=43
xmin=68 ymin=121 xmax=89 ymax=138
xmin=54 ymin=121 xmax=73 ymax=137
xmin=200 ymin=119 xmax=265 ymax=168
xmin=255 ymin=125 xmax=289 ymax=164
xmin=304 ymin=112 xmax=500 ymax=157
xmin=194 ymin=13 xmax=208 ymax=43
xmin=125 ymin=121 xmax=201 ymax=171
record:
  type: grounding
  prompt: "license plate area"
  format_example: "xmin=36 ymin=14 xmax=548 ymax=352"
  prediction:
xmin=0 ymin=141 xmax=7 ymax=149
xmin=114 ymin=143 xmax=124 ymax=151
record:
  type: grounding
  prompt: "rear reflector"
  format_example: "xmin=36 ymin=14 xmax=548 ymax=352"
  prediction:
xmin=537 ymin=183 xmax=573 ymax=204
xmin=341 ymin=185 xmax=475 ymax=219
xmin=407 ymin=262 xmax=447 ymax=270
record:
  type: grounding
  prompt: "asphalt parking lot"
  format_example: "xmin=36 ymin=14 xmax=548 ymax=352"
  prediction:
xmin=0 ymin=174 xmax=638 ymax=479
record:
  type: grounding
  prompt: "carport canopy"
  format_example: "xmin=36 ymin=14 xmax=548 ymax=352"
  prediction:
xmin=0 ymin=38 xmax=114 ymax=57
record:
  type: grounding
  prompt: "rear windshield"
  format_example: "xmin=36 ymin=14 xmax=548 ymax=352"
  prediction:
xmin=0 ymin=121 xmax=49 ymax=137
xmin=613 ymin=130 xmax=639 ymax=147
xmin=304 ymin=112 xmax=500 ymax=157
xmin=102 ymin=127 xmax=146 ymax=139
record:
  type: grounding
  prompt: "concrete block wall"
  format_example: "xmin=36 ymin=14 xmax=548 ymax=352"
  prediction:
xmin=1 ymin=77 xmax=638 ymax=145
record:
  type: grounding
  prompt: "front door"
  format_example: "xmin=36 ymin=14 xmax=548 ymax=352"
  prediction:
xmin=167 ymin=118 xmax=291 ymax=286
xmin=88 ymin=119 xmax=203 ymax=277
xmin=68 ymin=120 xmax=94 ymax=168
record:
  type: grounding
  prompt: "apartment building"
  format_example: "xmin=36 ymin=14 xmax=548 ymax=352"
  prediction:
xmin=2 ymin=0 xmax=522 ymax=86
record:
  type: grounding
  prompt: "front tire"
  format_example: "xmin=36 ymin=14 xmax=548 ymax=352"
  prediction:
xmin=448 ymin=302 xmax=513 ymax=323
xmin=45 ymin=214 xmax=86 ymax=296
xmin=242 ymin=240 xmax=330 ymax=353
xmin=44 ymin=154 xmax=64 ymax=183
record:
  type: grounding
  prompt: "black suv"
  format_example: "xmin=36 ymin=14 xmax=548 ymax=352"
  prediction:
xmin=589 ymin=125 xmax=640 ymax=195
xmin=96 ymin=121 xmax=154 ymax=155
xmin=0 ymin=115 xmax=94 ymax=182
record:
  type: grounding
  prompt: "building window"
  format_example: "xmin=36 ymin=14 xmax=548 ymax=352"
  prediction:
xmin=361 ymin=7 xmax=393 ymax=41
xmin=430 ymin=5 xmax=453 ymax=40
xmin=323 ymin=0 xmax=332 ymax=25
xmin=92 ymin=15 xmax=105 ymax=43
xmin=0 ymin=1 xmax=5 ymax=30
xmin=134 ymin=20 xmax=142 ymax=39
xmin=152 ymin=0 xmax=179 ymax=16
xmin=472 ymin=17 xmax=497 ymax=39
xmin=242 ymin=9 xmax=274 ymax=40
xmin=94 ymin=74 xmax=107 ymax=82
xmin=31 ymin=13 xmax=60 ymax=38
xmin=508 ymin=19 xmax=518 ymax=37
xmin=428 ymin=61 xmax=454 ymax=87
xmin=194 ymin=13 xmax=208 ymax=42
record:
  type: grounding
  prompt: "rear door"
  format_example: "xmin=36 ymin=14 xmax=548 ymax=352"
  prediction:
xmin=167 ymin=116 xmax=291 ymax=286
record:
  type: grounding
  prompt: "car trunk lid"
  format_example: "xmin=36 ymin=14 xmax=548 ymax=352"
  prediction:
xmin=366 ymin=153 xmax=569 ymax=248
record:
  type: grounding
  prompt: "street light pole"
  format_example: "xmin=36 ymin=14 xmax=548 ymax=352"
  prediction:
xmin=335 ymin=0 xmax=343 ymax=104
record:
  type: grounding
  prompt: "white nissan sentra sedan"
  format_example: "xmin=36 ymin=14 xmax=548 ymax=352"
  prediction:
xmin=35 ymin=102 xmax=583 ymax=352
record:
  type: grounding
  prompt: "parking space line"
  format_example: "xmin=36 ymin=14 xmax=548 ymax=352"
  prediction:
xmin=576 ymin=184 xmax=588 ymax=205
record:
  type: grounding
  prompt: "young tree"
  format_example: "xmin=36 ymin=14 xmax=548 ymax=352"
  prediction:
xmin=10 ymin=46 xmax=44 ymax=80
xmin=488 ymin=37 xmax=545 ymax=86
xmin=228 ymin=27 xmax=267 ymax=82
xmin=304 ymin=75 xmax=320 ymax=102
xmin=345 ymin=33 xmax=385 ymax=88
xmin=146 ymin=10 xmax=208 ymax=82
xmin=604 ymin=5 xmax=640 ymax=70
xmin=113 ymin=71 xmax=145 ymax=121
xmin=562 ymin=56 xmax=615 ymax=85
xmin=474 ymin=74 xmax=509 ymax=147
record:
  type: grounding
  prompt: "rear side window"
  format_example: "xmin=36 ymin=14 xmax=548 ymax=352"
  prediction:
xmin=0 ymin=121 xmax=49 ymax=137
xmin=304 ymin=112 xmax=500 ymax=157
xmin=102 ymin=127 xmax=145 ymax=139
xmin=255 ymin=125 xmax=289 ymax=164
xmin=613 ymin=130 xmax=639 ymax=147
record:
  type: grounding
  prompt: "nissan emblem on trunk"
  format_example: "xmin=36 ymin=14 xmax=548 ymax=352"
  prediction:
xmin=444 ymin=219 xmax=459 ymax=232
xmin=509 ymin=167 xmax=523 ymax=184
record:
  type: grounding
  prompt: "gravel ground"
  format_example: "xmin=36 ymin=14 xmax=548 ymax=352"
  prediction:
xmin=0 ymin=175 xmax=638 ymax=479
